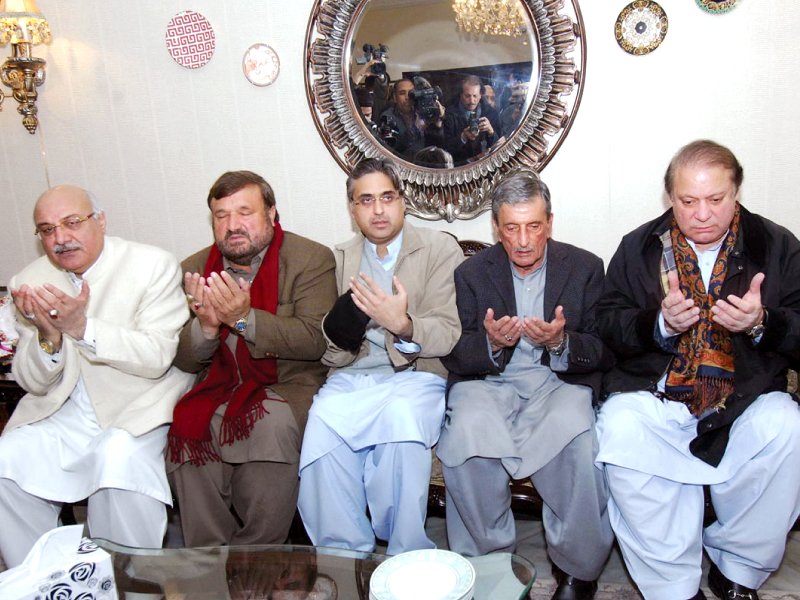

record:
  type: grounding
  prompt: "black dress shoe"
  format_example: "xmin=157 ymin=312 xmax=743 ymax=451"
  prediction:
xmin=708 ymin=562 xmax=759 ymax=600
xmin=550 ymin=564 xmax=598 ymax=600
xmin=688 ymin=590 xmax=707 ymax=600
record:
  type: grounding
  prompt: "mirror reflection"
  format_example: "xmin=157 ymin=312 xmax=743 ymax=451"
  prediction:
xmin=349 ymin=0 xmax=537 ymax=168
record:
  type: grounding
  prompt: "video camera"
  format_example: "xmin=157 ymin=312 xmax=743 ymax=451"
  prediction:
xmin=378 ymin=114 xmax=400 ymax=148
xmin=409 ymin=77 xmax=443 ymax=123
xmin=356 ymin=43 xmax=388 ymax=76
xmin=468 ymin=111 xmax=480 ymax=135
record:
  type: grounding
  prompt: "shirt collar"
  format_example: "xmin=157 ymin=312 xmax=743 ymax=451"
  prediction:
xmin=365 ymin=230 xmax=404 ymax=268
xmin=222 ymin=246 xmax=268 ymax=281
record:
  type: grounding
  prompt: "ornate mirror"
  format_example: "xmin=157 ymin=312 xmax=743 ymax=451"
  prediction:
xmin=305 ymin=0 xmax=585 ymax=222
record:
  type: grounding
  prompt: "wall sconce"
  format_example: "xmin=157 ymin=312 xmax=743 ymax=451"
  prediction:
xmin=0 ymin=0 xmax=51 ymax=134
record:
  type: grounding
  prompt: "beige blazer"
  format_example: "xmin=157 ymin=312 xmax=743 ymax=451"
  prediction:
xmin=173 ymin=231 xmax=337 ymax=432
xmin=7 ymin=236 xmax=194 ymax=436
xmin=323 ymin=222 xmax=463 ymax=377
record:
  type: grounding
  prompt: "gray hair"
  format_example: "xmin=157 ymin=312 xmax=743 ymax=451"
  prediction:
xmin=490 ymin=169 xmax=552 ymax=222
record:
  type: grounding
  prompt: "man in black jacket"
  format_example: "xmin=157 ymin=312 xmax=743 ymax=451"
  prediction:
xmin=596 ymin=140 xmax=800 ymax=600
xmin=442 ymin=75 xmax=501 ymax=163
xmin=439 ymin=170 xmax=614 ymax=600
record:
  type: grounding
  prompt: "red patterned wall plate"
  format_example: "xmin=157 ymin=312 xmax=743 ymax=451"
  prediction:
xmin=165 ymin=10 xmax=216 ymax=69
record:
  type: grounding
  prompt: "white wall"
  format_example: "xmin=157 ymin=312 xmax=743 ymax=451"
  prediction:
xmin=1 ymin=0 xmax=799 ymax=285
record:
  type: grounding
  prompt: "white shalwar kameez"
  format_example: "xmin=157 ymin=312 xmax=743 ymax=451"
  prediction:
xmin=596 ymin=241 xmax=800 ymax=600
xmin=0 ymin=323 xmax=170 ymax=568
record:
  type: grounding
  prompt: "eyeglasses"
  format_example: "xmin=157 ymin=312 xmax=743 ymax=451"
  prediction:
xmin=353 ymin=192 xmax=401 ymax=207
xmin=35 ymin=213 xmax=96 ymax=237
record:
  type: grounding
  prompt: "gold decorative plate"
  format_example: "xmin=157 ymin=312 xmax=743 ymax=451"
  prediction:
xmin=615 ymin=0 xmax=668 ymax=55
xmin=696 ymin=0 xmax=740 ymax=14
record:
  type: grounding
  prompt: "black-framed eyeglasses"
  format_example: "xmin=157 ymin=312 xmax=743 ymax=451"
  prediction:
xmin=353 ymin=192 xmax=401 ymax=207
xmin=35 ymin=213 xmax=96 ymax=237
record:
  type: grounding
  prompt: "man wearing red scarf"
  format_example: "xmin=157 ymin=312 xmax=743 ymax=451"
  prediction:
xmin=596 ymin=141 xmax=800 ymax=600
xmin=168 ymin=171 xmax=336 ymax=547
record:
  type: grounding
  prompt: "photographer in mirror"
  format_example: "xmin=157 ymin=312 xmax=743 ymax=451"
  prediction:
xmin=378 ymin=76 xmax=446 ymax=162
xmin=443 ymin=75 xmax=502 ymax=163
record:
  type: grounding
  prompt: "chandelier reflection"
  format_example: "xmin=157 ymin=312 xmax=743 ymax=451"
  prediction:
xmin=452 ymin=0 xmax=526 ymax=38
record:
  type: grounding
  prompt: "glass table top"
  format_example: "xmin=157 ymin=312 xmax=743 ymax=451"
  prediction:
xmin=94 ymin=540 xmax=536 ymax=599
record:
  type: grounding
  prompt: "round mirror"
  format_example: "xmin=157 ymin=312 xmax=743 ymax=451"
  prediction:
xmin=305 ymin=0 xmax=585 ymax=221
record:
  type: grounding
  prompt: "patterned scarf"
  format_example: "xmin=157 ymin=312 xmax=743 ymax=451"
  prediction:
xmin=663 ymin=205 xmax=741 ymax=416
xmin=168 ymin=223 xmax=285 ymax=465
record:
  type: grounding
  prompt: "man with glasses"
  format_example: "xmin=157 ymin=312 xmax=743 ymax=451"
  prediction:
xmin=0 ymin=185 xmax=193 ymax=567
xmin=298 ymin=158 xmax=463 ymax=554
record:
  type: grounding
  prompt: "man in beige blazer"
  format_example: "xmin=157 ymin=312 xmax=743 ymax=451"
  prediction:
xmin=298 ymin=158 xmax=463 ymax=555
xmin=168 ymin=170 xmax=336 ymax=547
xmin=0 ymin=185 xmax=193 ymax=567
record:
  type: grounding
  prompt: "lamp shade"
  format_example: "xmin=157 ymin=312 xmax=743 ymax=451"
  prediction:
xmin=0 ymin=0 xmax=51 ymax=46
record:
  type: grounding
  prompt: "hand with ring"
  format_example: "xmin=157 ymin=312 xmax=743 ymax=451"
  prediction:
xmin=184 ymin=272 xmax=222 ymax=339
xmin=484 ymin=308 xmax=522 ymax=353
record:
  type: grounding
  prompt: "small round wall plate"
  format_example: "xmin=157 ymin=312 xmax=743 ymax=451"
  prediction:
xmin=165 ymin=11 xmax=216 ymax=69
xmin=696 ymin=0 xmax=740 ymax=14
xmin=615 ymin=0 xmax=669 ymax=55
xmin=243 ymin=43 xmax=281 ymax=86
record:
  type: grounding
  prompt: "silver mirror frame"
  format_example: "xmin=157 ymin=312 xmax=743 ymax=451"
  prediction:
xmin=305 ymin=0 xmax=586 ymax=222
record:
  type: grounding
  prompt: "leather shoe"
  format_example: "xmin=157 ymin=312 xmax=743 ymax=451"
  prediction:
xmin=708 ymin=562 xmax=759 ymax=600
xmin=688 ymin=590 xmax=707 ymax=600
xmin=550 ymin=564 xmax=597 ymax=600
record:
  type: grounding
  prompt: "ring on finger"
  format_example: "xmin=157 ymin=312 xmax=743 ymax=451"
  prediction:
xmin=24 ymin=312 xmax=35 ymax=320
xmin=49 ymin=309 xmax=59 ymax=318
xmin=504 ymin=335 xmax=513 ymax=341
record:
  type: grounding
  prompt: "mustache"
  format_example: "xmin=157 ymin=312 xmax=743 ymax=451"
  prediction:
xmin=53 ymin=242 xmax=82 ymax=254
xmin=225 ymin=229 xmax=251 ymax=241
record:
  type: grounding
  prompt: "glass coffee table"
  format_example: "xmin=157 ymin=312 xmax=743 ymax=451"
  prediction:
xmin=95 ymin=540 xmax=535 ymax=599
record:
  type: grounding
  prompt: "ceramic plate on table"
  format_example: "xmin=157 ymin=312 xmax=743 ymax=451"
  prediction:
xmin=615 ymin=0 xmax=669 ymax=55
xmin=369 ymin=549 xmax=475 ymax=600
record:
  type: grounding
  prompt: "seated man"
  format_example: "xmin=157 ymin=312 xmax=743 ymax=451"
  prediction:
xmin=298 ymin=158 xmax=463 ymax=555
xmin=0 ymin=185 xmax=193 ymax=567
xmin=168 ymin=170 xmax=336 ymax=547
xmin=596 ymin=140 xmax=800 ymax=600
xmin=443 ymin=75 xmax=501 ymax=163
xmin=438 ymin=170 xmax=614 ymax=600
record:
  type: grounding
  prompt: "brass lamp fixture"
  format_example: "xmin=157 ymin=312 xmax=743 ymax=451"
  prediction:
xmin=0 ymin=0 xmax=51 ymax=134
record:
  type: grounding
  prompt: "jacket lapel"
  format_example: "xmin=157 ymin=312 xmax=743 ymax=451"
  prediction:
xmin=486 ymin=243 xmax=517 ymax=317
xmin=543 ymin=241 xmax=568 ymax=320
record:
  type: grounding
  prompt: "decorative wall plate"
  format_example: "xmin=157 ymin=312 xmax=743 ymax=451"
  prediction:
xmin=165 ymin=11 xmax=216 ymax=69
xmin=243 ymin=43 xmax=281 ymax=86
xmin=696 ymin=0 xmax=740 ymax=14
xmin=615 ymin=1 xmax=668 ymax=55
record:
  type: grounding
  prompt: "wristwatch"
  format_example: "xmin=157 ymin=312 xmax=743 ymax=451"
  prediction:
xmin=546 ymin=334 xmax=568 ymax=357
xmin=746 ymin=307 xmax=767 ymax=339
xmin=38 ymin=334 xmax=58 ymax=355
xmin=233 ymin=316 xmax=248 ymax=334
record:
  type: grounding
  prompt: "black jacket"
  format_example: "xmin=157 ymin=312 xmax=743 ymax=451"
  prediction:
xmin=442 ymin=98 xmax=501 ymax=163
xmin=597 ymin=205 xmax=800 ymax=466
xmin=443 ymin=240 xmax=615 ymax=402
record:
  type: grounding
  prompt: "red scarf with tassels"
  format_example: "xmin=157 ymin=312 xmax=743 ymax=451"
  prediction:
xmin=168 ymin=223 xmax=284 ymax=465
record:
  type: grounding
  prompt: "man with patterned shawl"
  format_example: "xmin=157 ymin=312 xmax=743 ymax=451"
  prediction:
xmin=168 ymin=170 xmax=336 ymax=547
xmin=596 ymin=140 xmax=800 ymax=600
